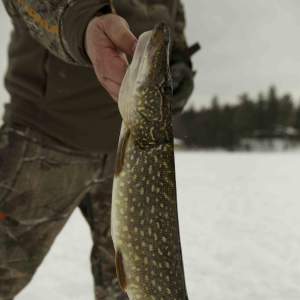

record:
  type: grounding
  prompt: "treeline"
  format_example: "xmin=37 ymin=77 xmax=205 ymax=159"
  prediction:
xmin=174 ymin=86 xmax=300 ymax=150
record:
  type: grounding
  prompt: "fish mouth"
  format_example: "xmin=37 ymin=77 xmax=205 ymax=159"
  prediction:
xmin=124 ymin=23 xmax=171 ymax=88
xmin=118 ymin=23 xmax=171 ymax=125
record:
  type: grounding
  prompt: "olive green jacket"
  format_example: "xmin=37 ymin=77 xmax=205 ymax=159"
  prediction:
xmin=2 ymin=0 xmax=189 ymax=152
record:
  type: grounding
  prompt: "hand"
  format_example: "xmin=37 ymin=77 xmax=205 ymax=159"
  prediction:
xmin=85 ymin=14 xmax=137 ymax=101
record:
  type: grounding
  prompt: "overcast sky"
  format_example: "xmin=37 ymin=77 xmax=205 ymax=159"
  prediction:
xmin=186 ymin=0 xmax=300 ymax=107
xmin=0 ymin=1 xmax=300 ymax=108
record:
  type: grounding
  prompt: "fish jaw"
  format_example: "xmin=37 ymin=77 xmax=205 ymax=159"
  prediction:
xmin=118 ymin=23 xmax=173 ymax=149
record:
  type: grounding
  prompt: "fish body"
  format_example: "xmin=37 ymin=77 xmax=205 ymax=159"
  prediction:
xmin=112 ymin=24 xmax=188 ymax=300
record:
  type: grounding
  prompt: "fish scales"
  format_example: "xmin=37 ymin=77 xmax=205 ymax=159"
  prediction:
xmin=112 ymin=24 xmax=189 ymax=300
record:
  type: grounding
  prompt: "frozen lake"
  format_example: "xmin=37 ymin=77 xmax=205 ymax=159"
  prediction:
xmin=17 ymin=151 xmax=300 ymax=300
xmin=1 ymin=3 xmax=300 ymax=299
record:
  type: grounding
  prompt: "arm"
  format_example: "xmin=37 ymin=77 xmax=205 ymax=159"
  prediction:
xmin=171 ymin=1 xmax=197 ymax=114
xmin=4 ymin=0 xmax=114 ymax=65
xmin=172 ymin=1 xmax=191 ymax=66
xmin=3 ymin=0 xmax=137 ymax=100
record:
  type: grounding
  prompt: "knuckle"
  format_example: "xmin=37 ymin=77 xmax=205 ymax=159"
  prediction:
xmin=106 ymin=15 xmax=129 ymax=32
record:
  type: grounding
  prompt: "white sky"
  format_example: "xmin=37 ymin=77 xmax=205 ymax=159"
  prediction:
xmin=186 ymin=0 xmax=300 ymax=107
xmin=0 ymin=1 xmax=300 ymax=108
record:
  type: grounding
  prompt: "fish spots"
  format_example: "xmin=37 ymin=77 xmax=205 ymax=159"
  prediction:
xmin=151 ymin=206 xmax=155 ymax=214
xmin=134 ymin=254 xmax=140 ymax=261
xmin=113 ymin=143 xmax=187 ymax=299
xmin=144 ymin=257 xmax=149 ymax=265
xmin=148 ymin=165 xmax=153 ymax=174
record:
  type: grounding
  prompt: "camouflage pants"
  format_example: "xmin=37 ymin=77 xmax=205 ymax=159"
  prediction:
xmin=0 ymin=124 xmax=127 ymax=300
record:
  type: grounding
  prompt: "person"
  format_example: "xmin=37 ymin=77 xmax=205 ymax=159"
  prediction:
xmin=0 ymin=0 xmax=196 ymax=299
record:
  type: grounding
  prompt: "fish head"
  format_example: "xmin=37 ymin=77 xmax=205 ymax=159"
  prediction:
xmin=118 ymin=23 xmax=173 ymax=148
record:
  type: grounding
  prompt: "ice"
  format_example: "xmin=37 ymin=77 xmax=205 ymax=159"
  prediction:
xmin=17 ymin=151 xmax=300 ymax=300
xmin=1 ymin=2 xmax=300 ymax=299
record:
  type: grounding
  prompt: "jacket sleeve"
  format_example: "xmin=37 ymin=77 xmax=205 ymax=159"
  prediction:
xmin=172 ymin=1 xmax=191 ymax=66
xmin=4 ymin=0 xmax=112 ymax=65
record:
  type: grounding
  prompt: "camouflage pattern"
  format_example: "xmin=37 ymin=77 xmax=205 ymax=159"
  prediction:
xmin=2 ymin=0 xmax=111 ymax=64
xmin=0 ymin=124 xmax=127 ymax=300
xmin=3 ymin=0 xmax=73 ymax=63
xmin=2 ymin=0 xmax=188 ymax=65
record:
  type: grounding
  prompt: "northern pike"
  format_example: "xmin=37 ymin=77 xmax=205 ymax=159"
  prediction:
xmin=112 ymin=23 xmax=189 ymax=300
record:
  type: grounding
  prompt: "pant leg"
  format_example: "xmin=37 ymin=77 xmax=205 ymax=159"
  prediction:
xmin=0 ymin=126 xmax=105 ymax=299
xmin=79 ymin=153 xmax=128 ymax=300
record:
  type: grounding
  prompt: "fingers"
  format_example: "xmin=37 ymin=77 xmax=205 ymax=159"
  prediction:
xmin=93 ymin=49 xmax=128 ymax=101
xmin=85 ymin=14 xmax=137 ymax=101
xmin=98 ymin=14 xmax=137 ymax=57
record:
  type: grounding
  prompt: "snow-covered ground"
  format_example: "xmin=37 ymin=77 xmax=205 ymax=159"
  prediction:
xmin=1 ymin=3 xmax=300 ymax=300
xmin=17 ymin=151 xmax=300 ymax=300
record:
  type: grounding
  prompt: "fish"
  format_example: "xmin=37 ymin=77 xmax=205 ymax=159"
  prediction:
xmin=111 ymin=23 xmax=189 ymax=300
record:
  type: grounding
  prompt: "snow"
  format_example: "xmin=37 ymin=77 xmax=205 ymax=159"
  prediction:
xmin=16 ymin=151 xmax=300 ymax=300
xmin=1 ymin=2 xmax=300 ymax=299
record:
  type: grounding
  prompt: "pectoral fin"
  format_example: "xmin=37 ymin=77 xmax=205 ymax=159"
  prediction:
xmin=115 ymin=125 xmax=130 ymax=176
xmin=115 ymin=250 xmax=127 ymax=291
